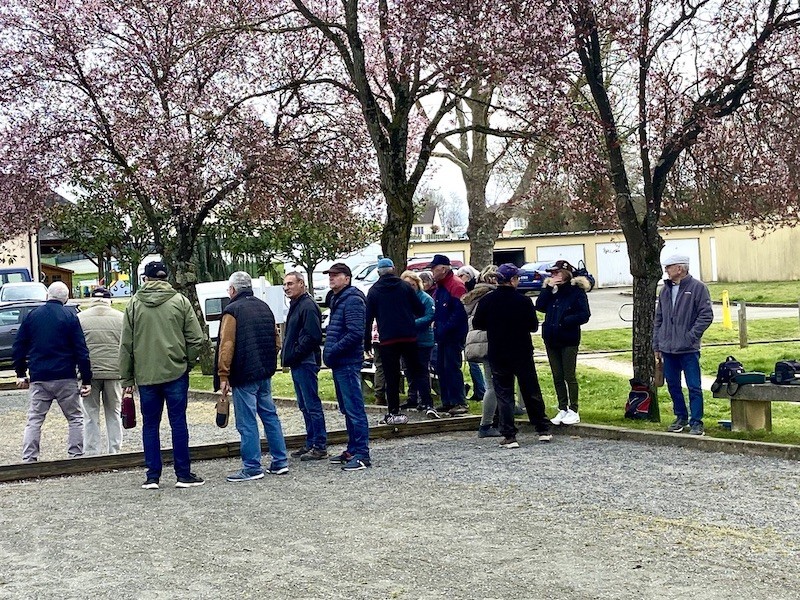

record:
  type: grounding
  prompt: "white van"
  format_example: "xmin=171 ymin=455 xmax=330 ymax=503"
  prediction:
xmin=196 ymin=277 xmax=288 ymax=340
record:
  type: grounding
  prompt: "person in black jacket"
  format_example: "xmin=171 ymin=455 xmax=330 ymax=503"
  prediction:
xmin=473 ymin=264 xmax=551 ymax=448
xmin=365 ymin=258 xmax=433 ymax=423
xmin=216 ymin=271 xmax=288 ymax=481
xmin=535 ymin=260 xmax=591 ymax=426
xmin=13 ymin=281 xmax=92 ymax=463
xmin=281 ymin=271 xmax=328 ymax=461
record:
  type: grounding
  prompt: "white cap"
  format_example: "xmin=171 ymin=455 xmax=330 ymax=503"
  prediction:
xmin=662 ymin=254 xmax=690 ymax=267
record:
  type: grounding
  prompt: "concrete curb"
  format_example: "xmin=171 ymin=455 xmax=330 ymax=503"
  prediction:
xmin=537 ymin=421 xmax=800 ymax=461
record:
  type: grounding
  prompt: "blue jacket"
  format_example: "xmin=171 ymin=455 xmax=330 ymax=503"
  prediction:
xmin=13 ymin=300 xmax=92 ymax=384
xmin=364 ymin=274 xmax=423 ymax=349
xmin=433 ymin=272 xmax=468 ymax=344
xmin=653 ymin=275 xmax=713 ymax=354
xmin=535 ymin=276 xmax=591 ymax=348
xmin=323 ymin=285 xmax=366 ymax=368
xmin=414 ymin=289 xmax=435 ymax=348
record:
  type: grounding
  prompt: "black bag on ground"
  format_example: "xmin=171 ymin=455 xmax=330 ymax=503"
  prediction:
xmin=710 ymin=356 xmax=745 ymax=393
xmin=770 ymin=360 xmax=800 ymax=384
xmin=625 ymin=378 xmax=651 ymax=420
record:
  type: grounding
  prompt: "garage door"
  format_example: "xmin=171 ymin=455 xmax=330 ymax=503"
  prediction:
xmin=659 ymin=239 xmax=700 ymax=278
xmin=536 ymin=244 xmax=585 ymax=266
xmin=596 ymin=242 xmax=632 ymax=287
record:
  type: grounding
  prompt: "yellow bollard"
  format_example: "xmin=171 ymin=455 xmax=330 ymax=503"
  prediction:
xmin=721 ymin=290 xmax=733 ymax=329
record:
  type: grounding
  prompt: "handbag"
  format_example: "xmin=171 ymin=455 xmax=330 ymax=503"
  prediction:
xmin=121 ymin=390 xmax=137 ymax=429
xmin=654 ymin=358 xmax=664 ymax=387
xmin=215 ymin=396 xmax=230 ymax=428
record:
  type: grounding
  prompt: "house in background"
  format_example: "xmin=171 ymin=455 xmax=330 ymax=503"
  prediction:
xmin=411 ymin=203 xmax=444 ymax=239
xmin=0 ymin=231 xmax=41 ymax=281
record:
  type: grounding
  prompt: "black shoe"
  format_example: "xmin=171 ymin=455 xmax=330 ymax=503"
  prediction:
xmin=290 ymin=447 xmax=311 ymax=458
xmin=667 ymin=418 xmax=689 ymax=433
xmin=468 ymin=394 xmax=484 ymax=403
xmin=141 ymin=478 xmax=159 ymax=490
xmin=300 ymin=448 xmax=329 ymax=461
xmin=449 ymin=404 xmax=469 ymax=416
xmin=435 ymin=405 xmax=453 ymax=413
xmin=688 ymin=423 xmax=705 ymax=436
xmin=399 ymin=401 xmax=419 ymax=410
xmin=175 ymin=473 xmax=204 ymax=488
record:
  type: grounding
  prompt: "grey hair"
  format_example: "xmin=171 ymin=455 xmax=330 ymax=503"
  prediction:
xmin=47 ymin=281 xmax=69 ymax=303
xmin=377 ymin=266 xmax=394 ymax=277
xmin=228 ymin=271 xmax=252 ymax=292
xmin=419 ymin=271 xmax=433 ymax=285
xmin=284 ymin=271 xmax=306 ymax=286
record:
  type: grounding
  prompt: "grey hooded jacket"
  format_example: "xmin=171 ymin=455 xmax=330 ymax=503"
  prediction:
xmin=652 ymin=275 xmax=713 ymax=354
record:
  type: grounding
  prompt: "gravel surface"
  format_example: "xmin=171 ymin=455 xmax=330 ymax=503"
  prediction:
xmin=0 ymin=431 xmax=798 ymax=599
xmin=0 ymin=389 xmax=358 ymax=465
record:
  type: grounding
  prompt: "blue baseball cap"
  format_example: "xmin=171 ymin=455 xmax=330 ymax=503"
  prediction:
xmin=376 ymin=258 xmax=394 ymax=269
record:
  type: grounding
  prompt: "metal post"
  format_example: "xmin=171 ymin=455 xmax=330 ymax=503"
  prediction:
xmin=738 ymin=301 xmax=748 ymax=349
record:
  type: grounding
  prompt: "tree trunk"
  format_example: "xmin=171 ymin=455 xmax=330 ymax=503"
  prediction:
xmin=169 ymin=255 xmax=215 ymax=377
xmin=381 ymin=192 xmax=413 ymax=271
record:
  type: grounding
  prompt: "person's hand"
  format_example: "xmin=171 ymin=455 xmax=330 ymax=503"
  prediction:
xmin=123 ymin=386 xmax=134 ymax=395
xmin=550 ymin=272 xmax=565 ymax=286
xmin=16 ymin=377 xmax=29 ymax=390
xmin=220 ymin=381 xmax=231 ymax=397
xmin=80 ymin=384 xmax=91 ymax=397
xmin=654 ymin=351 xmax=662 ymax=362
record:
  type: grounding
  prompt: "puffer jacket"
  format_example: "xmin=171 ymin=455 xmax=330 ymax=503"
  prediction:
xmin=119 ymin=280 xmax=205 ymax=387
xmin=462 ymin=283 xmax=495 ymax=362
xmin=535 ymin=276 xmax=591 ymax=348
xmin=652 ymin=275 xmax=713 ymax=354
xmin=78 ymin=299 xmax=124 ymax=379
xmin=323 ymin=285 xmax=366 ymax=368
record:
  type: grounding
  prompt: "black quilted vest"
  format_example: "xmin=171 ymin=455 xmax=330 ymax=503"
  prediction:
xmin=223 ymin=290 xmax=277 ymax=387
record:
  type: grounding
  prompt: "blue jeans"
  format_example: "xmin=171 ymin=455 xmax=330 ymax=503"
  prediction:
xmin=663 ymin=351 xmax=703 ymax=425
xmin=332 ymin=362 xmax=370 ymax=460
xmin=139 ymin=373 xmax=191 ymax=480
xmin=291 ymin=363 xmax=327 ymax=450
xmin=436 ymin=340 xmax=465 ymax=408
xmin=232 ymin=378 xmax=287 ymax=473
xmin=468 ymin=361 xmax=486 ymax=398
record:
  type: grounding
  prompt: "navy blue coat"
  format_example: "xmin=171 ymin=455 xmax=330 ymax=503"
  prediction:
xmin=323 ymin=285 xmax=366 ymax=368
xmin=535 ymin=276 xmax=591 ymax=348
xmin=282 ymin=293 xmax=322 ymax=368
xmin=13 ymin=300 xmax=92 ymax=384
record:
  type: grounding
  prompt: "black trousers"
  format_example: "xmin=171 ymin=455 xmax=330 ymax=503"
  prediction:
xmin=379 ymin=341 xmax=431 ymax=413
xmin=490 ymin=354 xmax=550 ymax=437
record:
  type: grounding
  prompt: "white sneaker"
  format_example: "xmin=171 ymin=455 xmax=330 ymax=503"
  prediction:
xmin=550 ymin=409 xmax=568 ymax=425
xmin=561 ymin=409 xmax=580 ymax=425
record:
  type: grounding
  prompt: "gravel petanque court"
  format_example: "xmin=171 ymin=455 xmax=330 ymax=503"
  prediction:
xmin=0 ymin=431 xmax=799 ymax=600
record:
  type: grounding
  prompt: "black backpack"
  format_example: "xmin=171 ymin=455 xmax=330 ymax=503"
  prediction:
xmin=710 ymin=356 xmax=745 ymax=393
xmin=770 ymin=360 xmax=800 ymax=384
xmin=624 ymin=378 xmax=651 ymax=420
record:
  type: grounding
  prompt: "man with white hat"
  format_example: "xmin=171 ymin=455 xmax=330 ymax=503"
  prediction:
xmin=653 ymin=254 xmax=713 ymax=435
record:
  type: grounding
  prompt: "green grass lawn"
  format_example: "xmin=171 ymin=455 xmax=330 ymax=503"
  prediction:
xmin=706 ymin=280 xmax=800 ymax=305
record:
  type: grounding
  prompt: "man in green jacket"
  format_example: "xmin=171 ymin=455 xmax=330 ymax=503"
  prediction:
xmin=78 ymin=286 xmax=124 ymax=455
xmin=120 ymin=261 xmax=205 ymax=490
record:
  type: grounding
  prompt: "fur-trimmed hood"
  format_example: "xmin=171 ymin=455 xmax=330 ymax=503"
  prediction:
xmin=542 ymin=275 xmax=591 ymax=293
xmin=462 ymin=282 xmax=496 ymax=309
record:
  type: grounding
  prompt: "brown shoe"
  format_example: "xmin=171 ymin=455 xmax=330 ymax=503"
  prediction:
xmin=300 ymin=448 xmax=330 ymax=461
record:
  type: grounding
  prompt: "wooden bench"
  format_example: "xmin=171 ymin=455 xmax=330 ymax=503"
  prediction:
xmin=712 ymin=383 xmax=800 ymax=431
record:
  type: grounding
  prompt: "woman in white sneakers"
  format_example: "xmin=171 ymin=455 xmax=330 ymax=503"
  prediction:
xmin=535 ymin=260 xmax=591 ymax=426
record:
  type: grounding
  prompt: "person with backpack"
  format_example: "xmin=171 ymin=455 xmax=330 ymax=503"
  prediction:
xmin=535 ymin=260 xmax=591 ymax=426
xmin=652 ymin=254 xmax=713 ymax=435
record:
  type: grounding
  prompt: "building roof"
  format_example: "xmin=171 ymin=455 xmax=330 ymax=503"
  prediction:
xmin=416 ymin=203 xmax=438 ymax=225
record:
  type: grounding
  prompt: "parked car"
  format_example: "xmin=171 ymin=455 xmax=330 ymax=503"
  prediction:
xmin=0 ymin=281 xmax=48 ymax=302
xmin=517 ymin=262 xmax=552 ymax=294
xmin=0 ymin=300 xmax=79 ymax=363
xmin=406 ymin=257 xmax=464 ymax=271
xmin=0 ymin=268 xmax=33 ymax=285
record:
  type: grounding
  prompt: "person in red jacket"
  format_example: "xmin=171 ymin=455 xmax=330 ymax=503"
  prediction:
xmin=429 ymin=254 xmax=469 ymax=416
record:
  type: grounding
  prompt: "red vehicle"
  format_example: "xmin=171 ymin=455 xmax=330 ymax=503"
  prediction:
xmin=406 ymin=257 xmax=464 ymax=272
